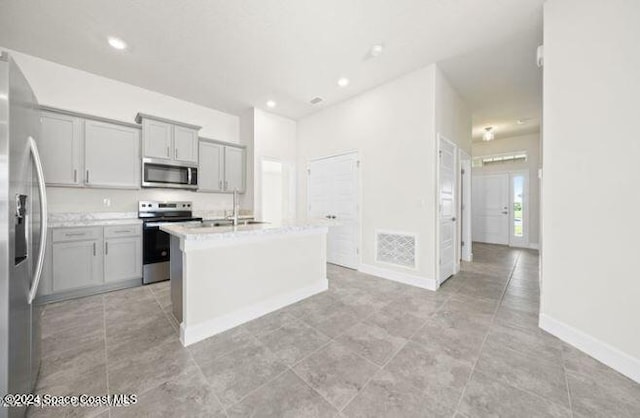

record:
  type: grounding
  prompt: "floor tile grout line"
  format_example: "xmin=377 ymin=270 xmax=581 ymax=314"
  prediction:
xmin=101 ymin=294 xmax=111 ymax=418
xmin=559 ymin=343 xmax=575 ymax=417
xmin=452 ymin=250 xmax=521 ymax=415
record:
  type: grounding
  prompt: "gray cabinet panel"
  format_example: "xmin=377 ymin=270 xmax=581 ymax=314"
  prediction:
xmin=174 ymin=126 xmax=198 ymax=163
xmin=52 ymin=240 xmax=102 ymax=292
xmin=85 ymin=120 xmax=140 ymax=189
xmin=104 ymin=237 xmax=142 ymax=282
xmin=224 ymin=146 xmax=245 ymax=193
xmin=198 ymin=141 xmax=224 ymax=192
xmin=143 ymin=118 xmax=173 ymax=160
xmin=40 ymin=112 xmax=83 ymax=186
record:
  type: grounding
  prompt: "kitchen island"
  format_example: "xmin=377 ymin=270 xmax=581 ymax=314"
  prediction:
xmin=160 ymin=220 xmax=330 ymax=346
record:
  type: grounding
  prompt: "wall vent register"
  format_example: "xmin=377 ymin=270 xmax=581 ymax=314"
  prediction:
xmin=376 ymin=231 xmax=416 ymax=268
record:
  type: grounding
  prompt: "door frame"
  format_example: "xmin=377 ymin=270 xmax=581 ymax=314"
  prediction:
xmin=436 ymin=134 xmax=459 ymax=287
xmin=307 ymin=150 xmax=362 ymax=268
xmin=459 ymin=150 xmax=473 ymax=262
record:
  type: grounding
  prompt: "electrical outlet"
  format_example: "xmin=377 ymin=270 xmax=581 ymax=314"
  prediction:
xmin=103 ymin=198 xmax=111 ymax=207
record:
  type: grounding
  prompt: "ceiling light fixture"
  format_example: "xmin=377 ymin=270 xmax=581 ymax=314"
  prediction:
xmin=483 ymin=127 xmax=495 ymax=141
xmin=337 ymin=77 xmax=350 ymax=87
xmin=370 ymin=44 xmax=384 ymax=57
xmin=107 ymin=36 xmax=128 ymax=50
xmin=266 ymin=100 xmax=277 ymax=108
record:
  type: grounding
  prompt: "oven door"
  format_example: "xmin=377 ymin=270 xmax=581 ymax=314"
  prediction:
xmin=142 ymin=159 xmax=198 ymax=189
xmin=142 ymin=223 xmax=171 ymax=265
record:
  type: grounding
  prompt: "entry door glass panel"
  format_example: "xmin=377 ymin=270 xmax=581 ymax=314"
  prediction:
xmin=513 ymin=175 xmax=524 ymax=238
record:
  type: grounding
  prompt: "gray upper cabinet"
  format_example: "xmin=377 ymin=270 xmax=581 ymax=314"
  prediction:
xmin=142 ymin=118 xmax=173 ymax=159
xmin=198 ymin=141 xmax=224 ymax=192
xmin=40 ymin=112 xmax=83 ymax=186
xmin=85 ymin=120 xmax=140 ymax=189
xmin=137 ymin=114 xmax=201 ymax=163
xmin=173 ymin=125 xmax=199 ymax=163
xmin=224 ymin=146 xmax=246 ymax=193
xmin=198 ymin=140 xmax=246 ymax=193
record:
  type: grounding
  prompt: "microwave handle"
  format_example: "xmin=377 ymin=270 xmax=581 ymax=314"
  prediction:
xmin=187 ymin=167 xmax=192 ymax=184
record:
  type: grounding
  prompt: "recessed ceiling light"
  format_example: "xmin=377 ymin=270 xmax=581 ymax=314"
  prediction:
xmin=370 ymin=44 xmax=384 ymax=57
xmin=266 ymin=100 xmax=277 ymax=108
xmin=483 ymin=127 xmax=495 ymax=141
xmin=107 ymin=37 xmax=128 ymax=50
xmin=337 ymin=77 xmax=350 ymax=87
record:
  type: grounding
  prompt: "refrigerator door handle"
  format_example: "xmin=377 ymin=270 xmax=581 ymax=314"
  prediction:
xmin=28 ymin=136 xmax=48 ymax=304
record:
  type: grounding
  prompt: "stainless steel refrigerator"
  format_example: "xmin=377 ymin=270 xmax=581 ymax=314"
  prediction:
xmin=0 ymin=52 xmax=48 ymax=418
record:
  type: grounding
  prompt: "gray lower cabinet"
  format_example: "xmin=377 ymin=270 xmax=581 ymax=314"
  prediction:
xmin=38 ymin=224 xmax=142 ymax=302
xmin=104 ymin=236 xmax=142 ymax=282
xmin=52 ymin=239 xmax=103 ymax=292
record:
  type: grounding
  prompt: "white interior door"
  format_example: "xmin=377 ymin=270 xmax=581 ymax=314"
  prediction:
xmin=472 ymin=174 xmax=510 ymax=244
xmin=308 ymin=152 xmax=359 ymax=269
xmin=439 ymin=138 xmax=457 ymax=284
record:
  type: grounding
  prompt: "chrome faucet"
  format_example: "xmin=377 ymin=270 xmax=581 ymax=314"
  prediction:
xmin=227 ymin=189 xmax=240 ymax=226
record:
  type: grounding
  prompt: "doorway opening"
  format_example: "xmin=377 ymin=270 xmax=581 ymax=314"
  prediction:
xmin=260 ymin=158 xmax=295 ymax=223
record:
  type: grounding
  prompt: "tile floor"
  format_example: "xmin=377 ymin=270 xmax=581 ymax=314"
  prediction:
xmin=30 ymin=243 xmax=640 ymax=417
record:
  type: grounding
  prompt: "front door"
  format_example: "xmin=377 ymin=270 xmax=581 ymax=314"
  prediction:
xmin=308 ymin=152 xmax=359 ymax=269
xmin=472 ymin=174 xmax=510 ymax=244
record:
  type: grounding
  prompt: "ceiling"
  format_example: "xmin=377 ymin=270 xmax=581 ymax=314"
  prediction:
xmin=0 ymin=0 xmax=543 ymax=122
xmin=438 ymin=24 xmax=543 ymax=141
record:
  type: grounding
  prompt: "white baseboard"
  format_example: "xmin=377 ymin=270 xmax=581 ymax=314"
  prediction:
xmin=359 ymin=264 xmax=437 ymax=291
xmin=180 ymin=279 xmax=328 ymax=346
xmin=539 ymin=313 xmax=640 ymax=383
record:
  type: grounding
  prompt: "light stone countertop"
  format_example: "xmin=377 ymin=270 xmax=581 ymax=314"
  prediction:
xmin=160 ymin=218 xmax=334 ymax=241
xmin=48 ymin=212 xmax=142 ymax=228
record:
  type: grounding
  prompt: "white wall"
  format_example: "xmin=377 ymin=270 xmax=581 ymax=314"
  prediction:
xmin=472 ymin=133 xmax=541 ymax=246
xmin=541 ymin=0 xmax=640 ymax=382
xmin=297 ymin=65 xmax=438 ymax=284
xmin=435 ymin=67 xmax=472 ymax=155
xmin=252 ymin=109 xmax=297 ymax=220
xmin=3 ymin=47 xmax=244 ymax=213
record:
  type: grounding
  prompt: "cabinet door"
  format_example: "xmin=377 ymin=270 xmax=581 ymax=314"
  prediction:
xmin=224 ymin=146 xmax=245 ymax=192
xmin=52 ymin=240 xmax=102 ymax=292
xmin=39 ymin=112 xmax=83 ymax=186
xmin=104 ymin=237 xmax=142 ymax=282
xmin=198 ymin=141 xmax=224 ymax=192
xmin=142 ymin=119 xmax=173 ymax=160
xmin=85 ymin=120 xmax=140 ymax=188
xmin=173 ymin=126 xmax=199 ymax=163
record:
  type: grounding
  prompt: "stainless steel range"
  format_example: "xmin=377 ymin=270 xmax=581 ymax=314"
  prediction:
xmin=138 ymin=201 xmax=201 ymax=284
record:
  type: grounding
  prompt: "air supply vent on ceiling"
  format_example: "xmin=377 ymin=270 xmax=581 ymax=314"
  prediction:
xmin=376 ymin=231 xmax=416 ymax=269
xmin=309 ymin=97 xmax=324 ymax=105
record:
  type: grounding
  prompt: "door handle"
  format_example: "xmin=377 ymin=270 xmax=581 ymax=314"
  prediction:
xmin=27 ymin=137 xmax=48 ymax=304
xmin=502 ymin=211 xmax=509 ymax=214
xmin=451 ymin=217 xmax=456 ymax=222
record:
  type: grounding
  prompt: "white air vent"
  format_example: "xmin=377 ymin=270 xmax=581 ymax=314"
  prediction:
xmin=376 ymin=231 xmax=416 ymax=268
xmin=309 ymin=96 xmax=324 ymax=105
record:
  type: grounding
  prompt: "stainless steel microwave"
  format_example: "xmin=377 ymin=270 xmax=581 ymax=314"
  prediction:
xmin=142 ymin=158 xmax=198 ymax=190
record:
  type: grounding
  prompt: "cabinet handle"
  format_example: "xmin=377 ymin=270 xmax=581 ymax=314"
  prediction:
xmin=86 ymin=170 xmax=90 ymax=183
xmin=74 ymin=169 xmax=77 ymax=183
xmin=105 ymin=242 xmax=108 ymax=255
xmin=166 ymin=146 xmax=170 ymax=157
xmin=175 ymin=148 xmax=178 ymax=159
xmin=113 ymin=230 xmax=131 ymax=234
xmin=218 ymin=180 xmax=222 ymax=190
xmin=224 ymin=180 xmax=228 ymax=190
xmin=93 ymin=242 xmax=96 ymax=256
xmin=65 ymin=232 xmax=86 ymax=237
